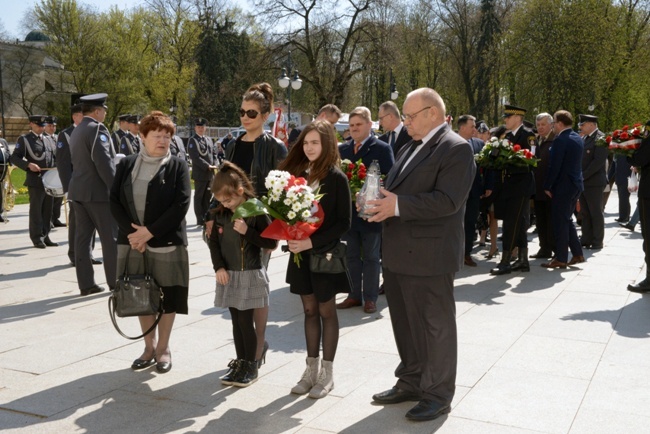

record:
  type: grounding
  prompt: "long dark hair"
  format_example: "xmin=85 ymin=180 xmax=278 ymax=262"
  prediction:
xmin=279 ymin=120 xmax=340 ymax=184
xmin=211 ymin=161 xmax=256 ymax=204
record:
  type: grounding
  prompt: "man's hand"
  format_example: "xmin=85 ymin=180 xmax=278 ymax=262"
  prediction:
xmin=545 ymin=190 xmax=552 ymax=198
xmin=288 ymin=238 xmax=313 ymax=254
xmin=366 ymin=188 xmax=397 ymax=223
xmin=27 ymin=162 xmax=41 ymax=173
xmin=483 ymin=189 xmax=492 ymax=198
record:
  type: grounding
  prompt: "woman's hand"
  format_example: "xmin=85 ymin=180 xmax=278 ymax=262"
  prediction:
xmin=128 ymin=223 xmax=153 ymax=251
xmin=216 ymin=268 xmax=229 ymax=285
xmin=233 ymin=218 xmax=248 ymax=235
xmin=288 ymin=238 xmax=312 ymax=254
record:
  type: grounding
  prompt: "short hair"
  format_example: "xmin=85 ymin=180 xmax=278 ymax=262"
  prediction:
xmin=410 ymin=88 xmax=446 ymax=116
xmin=379 ymin=101 xmax=400 ymax=118
xmin=139 ymin=111 xmax=175 ymax=137
xmin=536 ymin=113 xmax=554 ymax=124
xmin=554 ymin=110 xmax=573 ymax=127
xmin=457 ymin=114 xmax=476 ymax=128
xmin=243 ymin=82 xmax=274 ymax=114
xmin=348 ymin=106 xmax=372 ymax=123
xmin=317 ymin=104 xmax=342 ymax=118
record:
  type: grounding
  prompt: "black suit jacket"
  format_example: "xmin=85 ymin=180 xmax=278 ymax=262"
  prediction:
xmin=628 ymin=133 xmax=650 ymax=198
xmin=582 ymin=129 xmax=607 ymax=187
xmin=110 ymin=155 xmax=191 ymax=247
xmin=379 ymin=126 xmax=412 ymax=156
xmin=545 ymin=129 xmax=584 ymax=193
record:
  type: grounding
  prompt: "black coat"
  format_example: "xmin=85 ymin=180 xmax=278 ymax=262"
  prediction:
xmin=110 ymin=155 xmax=191 ymax=247
xmin=628 ymin=134 xmax=650 ymax=198
xmin=582 ymin=129 xmax=608 ymax=187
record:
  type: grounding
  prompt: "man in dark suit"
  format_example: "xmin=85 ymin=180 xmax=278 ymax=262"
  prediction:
xmin=457 ymin=114 xmax=484 ymax=266
xmin=68 ymin=93 xmax=117 ymax=295
xmin=288 ymin=104 xmax=342 ymax=146
xmin=542 ymin=110 xmax=584 ymax=268
xmin=627 ymin=122 xmax=650 ymax=292
xmin=578 ymin=114 xmax=607 ymax=250
xmin=614 ymin=154 xmax=632 ymax=222
xmin=367 ymin=88 xmax=475 ymax=421
xmin=188 ymin=117 xmax=218 ymax=226
xmin=336 ymin=106 xmax=394 ymax=314
xmin=491 ymin=104 xmax=536 ymax=275
xmin=531 ymin=113 xmax=556 ymax=259
xmin=378 ymin=100 xmax=411 ymax=156
xmin=10 ymin=115 xmax=58 ymax=248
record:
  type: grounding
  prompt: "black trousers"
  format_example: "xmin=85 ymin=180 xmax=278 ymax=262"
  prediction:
xmin=27 ymin=186 xmax=53 ymax=243
xmin=52 ymin=196 xmax=63 ymax=222
xmin=534 ymin=199 xmax=555 ymax=254
xmin=640 ymin=197 xmax=650 ymax=275
xmin=617 ymin=182 xmax=631 ymax=221
xmin=580 ymin=186 xmax=605 ymax=246
xmin=501 ymin=194 xmax=530 ymax=251
xmin=551 ymin=187 xmax=583 ymax=263
xmin=193 ymin=179 xmax=212 ymax=225
xmin=464 ymin=193 xmax=480 ymax=255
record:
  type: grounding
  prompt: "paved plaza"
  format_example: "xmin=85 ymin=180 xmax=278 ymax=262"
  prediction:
xmin=1 ymin=191 xmax=649 ymax=433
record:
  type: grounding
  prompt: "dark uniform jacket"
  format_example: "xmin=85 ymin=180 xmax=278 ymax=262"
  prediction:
xmin=10 ymin=132 xmax=54 ymax=188
xmin=225 ymin=132 xmax=288 ymax=197
xmin=68 ymin=116 xmax=116 ymax=202
xmin=120 ymin=132 xmax=141 ymax=156
xmin=170 ymin=135 xmax=188 ymax=162
xmin=628 ymin=131 xmax=650 ymax=198
xmin=110 ymin=155 xmax=191 ymax=247
xmin=111 ymin=129 xmax=127 ymax=154
xmin=582 ymin=129 xmax=608 ymax=187
xmin=188 ymin=133 xmax=218 ymax=182
xmin=506 ymin=124 xmax=536 ymax=150
xmin=55 ymin=125 xmax=75 ymax=193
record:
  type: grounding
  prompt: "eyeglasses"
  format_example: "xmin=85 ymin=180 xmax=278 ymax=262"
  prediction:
xmin=239 ymin=109 xmax=260 ymax=119
xmin=378 ymin=113 xmax=391 ymax=121
xmin=403 ymin=106 xmax=431 ymax=122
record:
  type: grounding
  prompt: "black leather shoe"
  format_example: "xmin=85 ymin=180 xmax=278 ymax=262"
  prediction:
xmin=372 ymin=387 xmax=421 ymax=404
xmin=156 ymin=361 xmax=172 ymax=373
xmin=80 ymin=285 xmax=105 ymax=296
xmin=615 ymin=217 xmax=629 ymax=223
xmin=44 ymin=237 xmax=59 ymax=247
xmin=530 ymin=250 xmax=552 ymax=259
xmin=628 ymin=278 xmax=650 ymax=293
xmin=91 ymin=258 xmax=103 ymax=265
xmin=620 ymin=222 xmax=635 ymax=231
xmin=585 ymin=244 xmax=603 ymax=250
xmin=131 ymin=356 xmax=156 ymax=370
xmin=33 ymin=242 xmax=46 ymax=249
xmin=53 ymin=220 xmax=66 ymax=227
xmin=405 ymin=399 xmax=451 ymax=421
xmin=490 ymin=263 xmax=512 ymax=275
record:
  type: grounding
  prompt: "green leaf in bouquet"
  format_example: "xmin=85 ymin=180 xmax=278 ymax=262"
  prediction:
xmin=232 ymin=198 xmax=270 ymax=221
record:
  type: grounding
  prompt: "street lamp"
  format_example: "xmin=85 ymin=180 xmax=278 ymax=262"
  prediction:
xmin=278 ymin=51 xmax=302 ymax=124
xmin=389 ymin=68 xmax=398 ymax=101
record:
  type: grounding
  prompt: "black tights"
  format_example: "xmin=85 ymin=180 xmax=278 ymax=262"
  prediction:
xmin=229 ymin=308 xmax=257 ymax=362
xmin=300 ymin=295 xmax=339 ymax=361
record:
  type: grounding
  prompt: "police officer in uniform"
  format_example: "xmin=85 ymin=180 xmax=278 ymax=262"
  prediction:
xmin=0 ymin=130 xmax=11 ymax=223
xmin=188 ymin=117 xmax=217 ymax=226
xmin=43 ymin=116 xmax=66 ymax=228
xmin=119 ymin=115 xmax=142 ymax=155
xmin=170 ymin=128 xmax=188 ymax=162
xmin=10 ymin=115 xmax=58 ymax=248
xmin=491 ymin=105 xmax=536 ymax=275
xmin=111 ymin=114 xmax=130 ymax=154
xmin=68 ymin=93 xmax=117 ymax=296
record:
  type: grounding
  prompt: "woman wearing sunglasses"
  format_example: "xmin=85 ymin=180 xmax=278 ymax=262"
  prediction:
xmin=224 ymin=82 xmax=288 ymax=368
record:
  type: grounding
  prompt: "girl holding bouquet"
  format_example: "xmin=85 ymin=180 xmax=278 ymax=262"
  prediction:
xmin=280 ymin=120 xmax=352 ymax=399
xmin=207 ymin=161 xmax=277 ymax=387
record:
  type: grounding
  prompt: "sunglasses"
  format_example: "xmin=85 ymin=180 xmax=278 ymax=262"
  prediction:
xmin=239 ymin=109 xmax=260 ymax=119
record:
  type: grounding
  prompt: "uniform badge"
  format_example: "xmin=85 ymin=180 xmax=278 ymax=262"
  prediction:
xmin=57 ymin=142 xmax=64 ymax=149
xmin=121 ymin=144 xmax=126 ymax=149
xmin=99 ymin=134 xmax=108 ymax=142
xmin=189 ymin=143 xmax=193 ymax=148
xmin=15 ymin=143 xmax=21 ymax=149
xmin=528 ymin=136 xmax=536 ymax=148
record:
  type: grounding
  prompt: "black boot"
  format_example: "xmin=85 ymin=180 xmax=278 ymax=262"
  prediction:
xmin=490 ymin=250 xmax=512 ymax=275
xmin=221 ymin=359 xmax=242 ymax=386
xmin=232 ymin=360 xmax=258 ymax=388
xmin=511 ymin=248 xmax=530 ymax=272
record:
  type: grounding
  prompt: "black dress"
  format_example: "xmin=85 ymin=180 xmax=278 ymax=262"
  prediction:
xmin=286 ymin=167 xmax=352 ymax=302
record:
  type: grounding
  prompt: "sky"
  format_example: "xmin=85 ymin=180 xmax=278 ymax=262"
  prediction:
xmin=2 ymin=0 xmax=135 ymax=41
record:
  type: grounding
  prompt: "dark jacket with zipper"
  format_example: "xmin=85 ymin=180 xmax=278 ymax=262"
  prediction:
xmin=110 ymin=154 xmax=191 ymax=247
xmin=207 ymin=208 xmax=277 ymax=271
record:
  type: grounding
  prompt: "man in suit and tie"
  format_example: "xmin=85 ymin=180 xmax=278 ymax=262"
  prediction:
xmin=578 ymin=114 xmax=607 ymax=251
xmin=531 ymin=113 xmax=556 ymax=259
xmin=366 ymin=88 xmax=475 ymax=421
xmin=542 ymin=110 xmax=584 ymax=269
xmin=378 ymin=100 xmax=411 ymax=156
xmin=68 ymin=93 xmax=117 ymax=295
xmin=337 ymin=106 xmax=394 ymax=314
xmin=457 ymin=114 xmax=484 ymax=266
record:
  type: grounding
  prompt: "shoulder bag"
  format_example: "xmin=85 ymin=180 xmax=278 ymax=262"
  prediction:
xmin=309 ymin=241 xmax=348 ymax=274
xmin=108 ymin=249 xmax=164 ymax=340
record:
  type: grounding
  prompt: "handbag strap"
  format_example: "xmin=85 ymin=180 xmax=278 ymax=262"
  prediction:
xmin=108 ymin=293 xmax=163 ymax=340
xmin=122 ymin=249 xmax=153 ymax=280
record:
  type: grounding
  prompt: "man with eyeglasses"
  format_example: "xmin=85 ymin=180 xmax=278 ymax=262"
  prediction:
xmin=188 ymin=117 xmax=218 ymax=226
xmin=378 ymin=101 xmax=411 ymax=156
xmin=530 ymin=113 xmax=556 ymax=260
xmin=365 ymin=88 xmax=475 ymax=421
xmin=578 ymin=114 xmax=607 ymax=251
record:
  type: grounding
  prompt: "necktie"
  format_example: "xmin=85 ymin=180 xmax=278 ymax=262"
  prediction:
xmin=354 ymin=142 xmax=362 ymax=154
xmin=389 ymin=131 xmax=396 ymax=148
xmin=398 ymin=140 xmax=423 ymax=173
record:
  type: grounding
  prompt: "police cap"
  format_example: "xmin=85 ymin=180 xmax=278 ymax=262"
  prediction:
xmin=126 ymin=115 xmax=141 ymax=124
xmin=79 ymin=93 xmax=108 ymax=109
xmin=118 ymin=114 xmax=131 ymax=121
xmin=578 ymin=114 xmax=598 ymax=124
xmin=502 ymin=104 xmax=527 ymax=118
xmin=195 ymin=117 xmax=208 ymax=126
xmin=44 ymin=116 xmax=57 ymax=125
xmin=29 ymin=115 xmax=47 ymax=126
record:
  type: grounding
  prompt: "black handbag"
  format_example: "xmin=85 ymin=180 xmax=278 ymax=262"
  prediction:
xmin=309 ymin=241 xmax=348 ymax=274
xmin=108 ymin=250 xmax=164 ymax=340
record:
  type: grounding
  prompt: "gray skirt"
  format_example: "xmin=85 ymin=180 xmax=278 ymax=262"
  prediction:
xmin=214 ymin=268 xmax=270 ymax=311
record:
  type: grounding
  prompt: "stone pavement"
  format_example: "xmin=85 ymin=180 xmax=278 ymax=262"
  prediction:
xmin=1 ymin=191 xmax=649 ymax=434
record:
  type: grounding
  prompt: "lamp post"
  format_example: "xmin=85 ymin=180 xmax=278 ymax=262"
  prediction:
xmin=278 ymin=51 xmax=302 ymax=124
xmin=389 ymin=68 xmax=398 ymax=101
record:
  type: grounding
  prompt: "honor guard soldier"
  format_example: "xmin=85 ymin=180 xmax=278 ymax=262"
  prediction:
xmin=120 ymin=115 xmax=142 ymax=155
xmin=491 ymin=104 xmax=536 ymax=275
xmin=188 ymin=117 xmax=217 ymax=225
xmin=44 ymin=116 xmax=66 ymax=228
xmin=10 ymin=115 xmax=58 ymax=248
xmin=170 ymin=126 xmax=188 ymax=162
xmin=68 ymin=93 xmax=117 ymax=296
xmin=111 ymin=114 xmax=130 ymax=154
xmin=0 ymin=129 xmax=12 ymax=223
